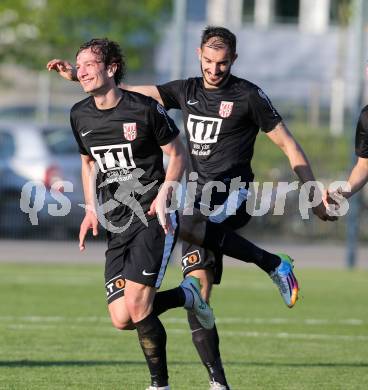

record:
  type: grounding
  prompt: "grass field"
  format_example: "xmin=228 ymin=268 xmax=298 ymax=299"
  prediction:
xmin=0 ymin=263 xmax=367 ymax=390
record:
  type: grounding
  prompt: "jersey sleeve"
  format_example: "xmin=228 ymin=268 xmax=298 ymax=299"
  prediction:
xmin=70 ymin=110 xmax=89 ymax=155
xmin=248 ymin=87 xmax=282 ymax=133
xmin=355 ymin=107 xmax=368 ymax=158
xmin=156 ymin=80 xmax=185 ymax=110
xmin=149 ymin=100 xmax=180 ymax=146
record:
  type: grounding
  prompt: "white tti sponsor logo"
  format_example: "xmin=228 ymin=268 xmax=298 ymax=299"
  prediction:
xmin=219 ymin=101 xmax=234 ymax=118
xmin=187 ymin=114 xmax=222 ymax=144
xmin=91 ymin=144 xmax=136 ymax=173
xmin=123 ymin=123 xmax=137 ymax=141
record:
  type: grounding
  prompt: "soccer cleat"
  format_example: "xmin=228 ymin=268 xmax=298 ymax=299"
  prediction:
xmin=269 ymin=253 xmax=299 ymax=308
xmin=180 ymin=276 xmax=215 ymax=329
xmin=209 ymin=381 xmax=231 ymax=390
xmin=145 ymin=386 xmax=170 ymax=390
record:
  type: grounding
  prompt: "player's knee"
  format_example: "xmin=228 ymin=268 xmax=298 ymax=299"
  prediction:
xmin=110 ymin=316 xmax=135 ymax=331
xmin=108 ymin=300 xmax=134 ymax=330
xmin=124 ymin=296 xmax=150 ymax=323
xmin=109 ymin=308 xmax=135 ymax=330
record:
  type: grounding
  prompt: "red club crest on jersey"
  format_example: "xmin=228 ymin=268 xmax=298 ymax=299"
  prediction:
xmin=123 ymin=123 xmax=137 ymax=141
xmin=219 ymin=101 xmax=234 ymax=118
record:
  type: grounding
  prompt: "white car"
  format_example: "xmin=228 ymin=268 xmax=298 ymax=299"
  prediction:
xmin=0 ymin=122 xmax=85 ymax=238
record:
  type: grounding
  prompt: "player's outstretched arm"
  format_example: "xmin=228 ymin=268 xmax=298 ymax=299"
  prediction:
xmin=343 ymin=157 xmax=368 ymax=198
xmin=46 ymin=59 xmax=77 ymax=81
xmin=79 ymin=154 xmax=98 ymax=251
xmin=121 ymin=83 xmax=164 ymax=106
xmin=266 ymin=122 xmax=337 ymax=222
xmin=323 ymin=157 xmax=368 ymax=213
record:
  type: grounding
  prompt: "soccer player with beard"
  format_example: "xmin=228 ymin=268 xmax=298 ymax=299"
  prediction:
xmin=62 ymin=38 xmax=216 ymax=390
xmin=47 ymin=27 xmax=335 ymax=390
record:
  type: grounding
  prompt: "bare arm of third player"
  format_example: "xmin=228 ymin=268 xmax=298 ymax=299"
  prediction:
xmin=323 ymin=106 xmax=368 ymax=209
xmin=343 ymin=157 xmax=368 ymax=197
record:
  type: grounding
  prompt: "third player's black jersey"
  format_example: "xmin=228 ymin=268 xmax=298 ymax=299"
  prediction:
xmin=157 ymin=75 xmax=282 ymax=192
xmin=355 ymin=105 xmax=368 ymax=158
xmin=70 ymin=89 xmax=179 ymax=230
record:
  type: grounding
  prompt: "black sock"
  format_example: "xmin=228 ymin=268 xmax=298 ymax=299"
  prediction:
xmin=187 ymin=311 xmax=229 ymax=388
xmin=152 ymin=287 xmax=186 ymax=316
xmin=134 ymin=312 xmax=168 ymax=387
xmin=203 ymin=221 xmax=281 ymax=273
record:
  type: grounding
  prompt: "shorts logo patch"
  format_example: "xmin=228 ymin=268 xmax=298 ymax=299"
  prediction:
xmin=105 ymin=275 xmax=126 ymax=300
xmin=181 ymin=250 xmax=201 ymax=272
xmin=123 ymin=122 xmax=137 ymax=141
xmin=219 ymin=101 xmax=233 ymax=118
xmin=115 ymin=278 xmax=125 ymax=289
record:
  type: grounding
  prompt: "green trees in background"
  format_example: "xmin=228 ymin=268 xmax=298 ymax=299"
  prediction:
xmin=0 ymin=0 xmax=171 ymax=70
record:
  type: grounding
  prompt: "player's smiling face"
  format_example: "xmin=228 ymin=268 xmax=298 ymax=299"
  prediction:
xmin=76 ymin=48 xmax=114 ymax=94
xmin=198 ymin=41 xmax=237 ymax=89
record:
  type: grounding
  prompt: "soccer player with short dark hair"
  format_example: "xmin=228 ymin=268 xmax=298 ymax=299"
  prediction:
xmin=63 ymin=38 xmax=215 ymax=390
xmin=47 ymin=27 xmax=335 ymax=390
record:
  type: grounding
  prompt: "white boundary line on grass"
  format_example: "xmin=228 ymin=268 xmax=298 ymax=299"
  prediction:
xmin=0 ymin=316 xmax=365 ymax=326
xmin=1 ymin=316 xmax=367 ymax=343
xmin=169 ymin=329 xmax=368 ymax=341
xmin=4 ymin=324 xmax=368 ymax=342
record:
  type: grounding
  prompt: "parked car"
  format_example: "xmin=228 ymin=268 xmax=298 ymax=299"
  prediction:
xmin=0 ymin=105 xmax=69 ymax=122
xmin=0 ymin=122 xmax=85 ymax=239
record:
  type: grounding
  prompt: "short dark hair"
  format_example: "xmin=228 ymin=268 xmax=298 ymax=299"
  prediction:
xmin=201 ymin=26 xmax=237 ymax=58
xmin=76 ymin=38 xmax=125 ymax=84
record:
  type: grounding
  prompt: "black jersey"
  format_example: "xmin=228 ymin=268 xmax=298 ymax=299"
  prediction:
xmin=157 ymin=75 xmax=282 ymax=192
xmin=355 ymin=105 xmax=368 ymax=158
xmin=70 ymin=89 xmax=179 ymax=229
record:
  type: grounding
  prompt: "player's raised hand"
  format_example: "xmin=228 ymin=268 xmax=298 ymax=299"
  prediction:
xmin=79 ymin=209 xmax=99 ymax=251
xmin=148 ymin=187 xmax=174 ymax=235
xmin=323 ymin=187 xmax=348 ymax=217
xmin=312 ymin=202 xmax=338 ymax=222
xmin=46 ymin=59 xmax=76 ymax=81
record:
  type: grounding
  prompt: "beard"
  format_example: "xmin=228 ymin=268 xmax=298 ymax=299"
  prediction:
xmin=200 ymin=64 xmax=232 ymax=88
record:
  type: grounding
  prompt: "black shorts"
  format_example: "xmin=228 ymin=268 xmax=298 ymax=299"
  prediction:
xmin=181 ymin=188 xmax=251 ymax=284
xmin=105 ymin=213 xmax=178 ymax=304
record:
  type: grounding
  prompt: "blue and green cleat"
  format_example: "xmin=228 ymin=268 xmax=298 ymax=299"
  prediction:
xmin=269 ymin=253 xmax=299 ymax=308
xmin=180 ymin=276 xmax=215 ymax=329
